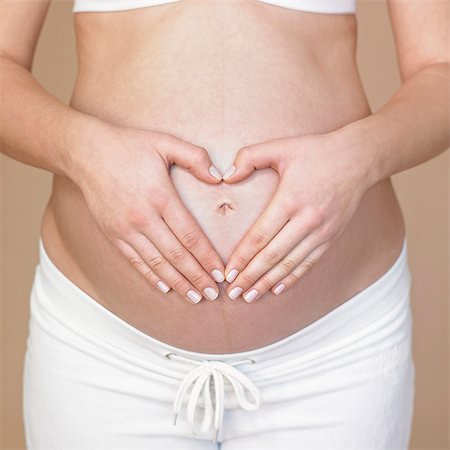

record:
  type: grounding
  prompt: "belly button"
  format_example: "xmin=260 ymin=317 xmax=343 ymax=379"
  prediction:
xmin=217 ymin=200 xmax=235 ymax=215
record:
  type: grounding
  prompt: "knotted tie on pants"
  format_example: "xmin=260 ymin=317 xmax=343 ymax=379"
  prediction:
xmin=165 ymin=352 xmax=262 ymax=443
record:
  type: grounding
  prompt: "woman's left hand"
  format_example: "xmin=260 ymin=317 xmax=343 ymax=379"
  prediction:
xmin=222 ymin=131 xmax=377 ymax=302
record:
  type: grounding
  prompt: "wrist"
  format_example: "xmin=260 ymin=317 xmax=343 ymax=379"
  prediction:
xmin=330 ymin=117 xmax=383 ymax=190
xmin=62 ymin=112 xmax=113 ymax=184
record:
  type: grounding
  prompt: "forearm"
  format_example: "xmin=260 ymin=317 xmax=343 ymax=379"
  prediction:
xmin=335 ymin=62 xmax=449 ymax=188
xmin=0 ymin=54 xmax=104 ymax=177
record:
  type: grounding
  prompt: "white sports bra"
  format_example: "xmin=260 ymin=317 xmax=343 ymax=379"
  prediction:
xmin=72 ymin=0 xmax=356 ymax=14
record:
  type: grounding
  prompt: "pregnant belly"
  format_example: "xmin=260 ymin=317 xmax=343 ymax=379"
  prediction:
xmin=42 ymin=3 xmax=406 ymax=353
xmin=46 ymin=146 xmax=404 ymax=354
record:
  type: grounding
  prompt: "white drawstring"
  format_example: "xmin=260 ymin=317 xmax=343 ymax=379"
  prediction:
xmin=165 ymin=352 xmax=262 ymax=443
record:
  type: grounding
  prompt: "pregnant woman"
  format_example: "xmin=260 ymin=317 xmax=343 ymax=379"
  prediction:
xmin=1 ymin=0 xmax=448 ymax=448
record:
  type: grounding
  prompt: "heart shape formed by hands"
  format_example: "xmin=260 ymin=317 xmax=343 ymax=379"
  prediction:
xmin=83 ymin=125 xmax=372 ymax=305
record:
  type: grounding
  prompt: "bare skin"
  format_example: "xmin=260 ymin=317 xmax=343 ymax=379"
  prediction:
xmin=1 ymin=0 xmax=448 ymax=353
xmin=43 ymin=1 xmax=406 ymax=352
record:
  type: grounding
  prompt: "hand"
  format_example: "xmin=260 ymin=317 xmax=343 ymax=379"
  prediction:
xmin=67 ymin=121 xmax=226 ymax=304
xmin=222 ymin=132 xmax=374 ymax=302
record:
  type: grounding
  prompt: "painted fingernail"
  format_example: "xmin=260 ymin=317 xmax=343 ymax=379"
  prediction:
xmin=226 ymin=268 xmax=239 ymax=283
xmin=228 ymin=287 xmax=243 ymax=300
xmin=209 ymin=165 xmax=222 ymax=181
xmin=243 ymin=289 xmax=259 ymax=303
xmin=273 ymin=284 xmax=285 ymax=295
xmin=223 ymin=165 xmax=236 ymax=180
xmin=211 ymin=269 xmax=225 ymax=282
xmin=187 ymin=290 xmax=202 ymax=303
xmin=204 ymin=287 xmax=219 ymax=301
xmin=157 ymin=280 xmax=170 ymax=293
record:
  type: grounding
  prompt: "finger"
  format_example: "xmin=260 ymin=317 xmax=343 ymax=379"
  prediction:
xmin=161 ymin=194 xmax=225 ymax=283
xmin=226 ymin=217 xmax=313 ymax=299
xmin=243 ymin=233 xmax=329 ymax=303
xmin=127 ymin=233 xmax=205 ymax=304
xmin=224 ymin=189 xmax=290 ymax=285
xmin=156 ymin=135 xmax=222 ymax=184
xmin=222 ymin=142 xmax=281 ymax=183
xmin=114 ymin=238 xmax=171 ymax=295
xmin=268 ymin=241 xmax=331 ymax=299
xmin=142 ymin=218 xmax=220 ymax=301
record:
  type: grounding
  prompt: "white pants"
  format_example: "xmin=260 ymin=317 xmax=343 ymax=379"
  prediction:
xmin=23 ymin=237 xmax=415 ymax=450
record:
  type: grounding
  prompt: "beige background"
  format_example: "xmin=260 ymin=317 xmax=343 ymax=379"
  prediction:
xmin=1 ymin=1 xmax=449 ymax=449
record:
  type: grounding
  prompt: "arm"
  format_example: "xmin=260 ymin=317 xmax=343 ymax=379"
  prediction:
xmin=0 ymin=0 xmax=226 ymax=303
xmin=0 ymin=0 xmax=89 ymax=175
xmin=334 ymin=0 xmax=449 ymax=186
xmin=221 ymin=0 xmax=449 ymax=302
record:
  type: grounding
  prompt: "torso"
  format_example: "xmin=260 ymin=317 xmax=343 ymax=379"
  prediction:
xmin=41 ymin=0 xmax=405 ymax=353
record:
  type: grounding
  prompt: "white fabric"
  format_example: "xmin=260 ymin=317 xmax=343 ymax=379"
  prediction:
xmin=23 ymin=237 xmax=414 ymax=449
xmin=72 ymin=0 xmax=356 ymax=14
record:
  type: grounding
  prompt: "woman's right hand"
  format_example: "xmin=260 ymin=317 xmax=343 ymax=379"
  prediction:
xmin=65 ymin=120 xmax=225 ymax=304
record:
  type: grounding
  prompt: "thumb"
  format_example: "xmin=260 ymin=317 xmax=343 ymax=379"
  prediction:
xmin=223 ymin=143 xmax=280 ymax=183
xmin=157 ymin=136 xmax=222 ymax=184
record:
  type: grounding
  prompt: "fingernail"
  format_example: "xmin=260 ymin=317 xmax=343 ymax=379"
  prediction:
xmin=226 ymin=268 xmax=239 ymax=283
xmin=223 ymin=165 xmax=236 ymax=180
xmin=211 ymin=269 xmax=225 ymax=282
xmin=204 ymin=287 xmax=219 ymax=301
xmin=228 ymin=287 xmax=243 ymax=300
xmin=243 ymin=289 xmax=259 ymax=303
xmin=209 ymin=165 xmax=222 ymax=181
xmin=157 ymin=280 xmax=170 ymax=293
xmin=273 ymin=284 xmax=285 ymax=295
xmin=187 ymin=290 xmax=202 ymax=303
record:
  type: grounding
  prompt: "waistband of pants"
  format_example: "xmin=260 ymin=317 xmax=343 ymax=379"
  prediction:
xmin=34 ymin=236 xmax=411 ymax=367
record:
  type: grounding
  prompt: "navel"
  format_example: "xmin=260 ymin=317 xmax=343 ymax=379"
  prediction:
xmin=217 ymin=200 xmax=235 ymax=215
